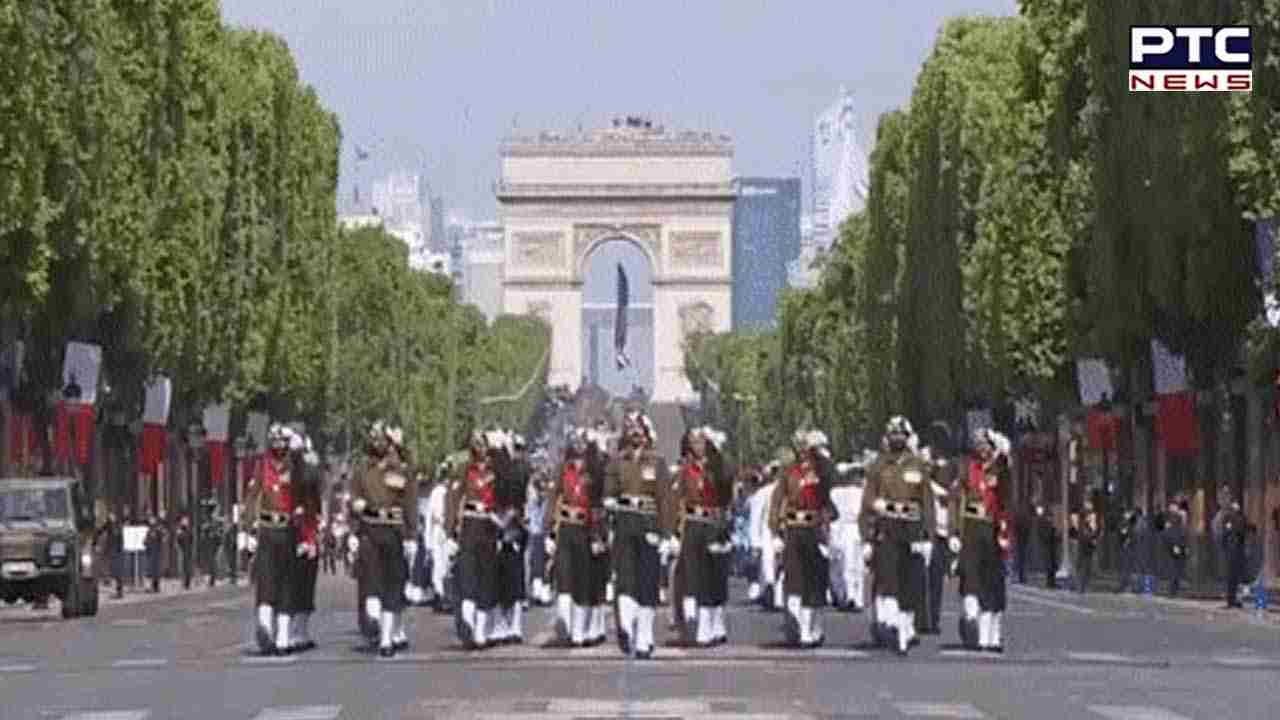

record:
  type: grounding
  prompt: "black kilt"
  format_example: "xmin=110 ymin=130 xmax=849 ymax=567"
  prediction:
xmin=254 ymin=525 xmax=297 ymax=609
xmin=681 ymin=518 xmax=730 ymax=606
xmin=459 ymin=516 xmax=499 ymax=609
xmin=290 ymin=553 xmax=319 ymax=614
xmin=871 ymin=518 xmax=925 ymax=612
xmin=359 ymin=523 xmax=408 ymax=612
xmin=613 ymin=512 xmax=661 ymax=607
xmin=959 ymin=521 xmax=1006 ymax=612
xmin=782 ymin=526 xmax=829 ymax=607
xmin=554 ymin=524 xmax=595 ymax=606
xmin=496 ymin=531 xmax=526 ymax=605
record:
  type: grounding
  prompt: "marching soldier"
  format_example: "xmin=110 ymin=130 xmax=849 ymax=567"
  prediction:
xmin=544 ymin=427 xmax=608 ymax=646
xmin=287 ymin=434 xmax=323 ymax=652
xmin=425 ymin=456 xmax=458 ymax=613
xmin=920 ymin=447 xmax=952 ymax=635
xmin=589 ymin=423 xmax=617 ymax=646
xmin=747 ymin=456 xmax=780 ymax=608
xmin=447 ymin=430 xmax=508 ymax=649
xmin=770 ymin=429 xmax=837 ymax=648
xmin=244 ymin=424 xmax=310 ymax=655
xmin=862 ymin=416 xmax=935 ymax=656
xmin=672 ymin=426 xmax=733 ymax=646
xmin=951 ymin=429 xmax=1011 ymax=652
xmin=350 ymin=421 xmax=417 ymax=657
xmin=830 ymin=453 xmax=867 ymax=613
xmin=493 ymin=431 xmax=530 ymax=644
xmin=603 ymin=411 xmax=670 ymax=658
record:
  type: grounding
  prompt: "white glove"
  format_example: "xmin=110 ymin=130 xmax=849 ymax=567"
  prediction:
xmin=948 ymin=536 xmax=962 ymax=554
xmin=817 ymin=543 xmax=830 ymax=559
xmin=446 ymin=538 xmax=460 ymax=557
xmin=707 ymin=541 xmax=733 ymax=555
xmin=403 ymin=540 xmax=418 ymax=559
xmin=662 ymin=538 xmax=680 ymax=558
xmin=347 ymin=536 xmax=359 ymax=554
xmin=872 ymin=498 xmax=887 ymax=514
xmin=997 ymin=537 xmax=1010 ymax=551
xmin=351 ymin=498 xmax=367 ymax=513
xmin=590 ymin=540 xmax=607 ymax=556
xmin=297 ymin=541 xmax=318 ymax=558
xmin=603 ymin=497 xmax=618 ymax=511
xmin=643 ymin=532 xmax=661 ymax=546
xmin=861 ymin=544 xmax=873 ymax=562
xmin=911 ymin=540 xmax=931 ymax=555
xmin=771 ymin=535 xmax=784 ymax=554
xmin=544 ymin=537 xmax=556 ymax=556
xmin=246 ymin=536 xmax=258 ymax=553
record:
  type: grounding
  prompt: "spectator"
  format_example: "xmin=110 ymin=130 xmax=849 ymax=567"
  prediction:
xmin=176 ymin=514 xmax=193 ymax=590
xmin=96 ymin=511 xmax=124 ymax=599
xmin=1071 ymin=502 xmax=1100 ymax=593
xmin=1222 ymin=501 xmax=1247 ymax=608
xmin=1162 ymin=501 xmax=1188 ymax=597
xmin=1037 ymin=503 xmax=1060 ymax=589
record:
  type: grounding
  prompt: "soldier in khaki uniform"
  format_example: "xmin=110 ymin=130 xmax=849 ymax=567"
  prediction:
xmin=446 ymin=430 xmax=509 ymax=650
xmin=350 ymin=421 xmax=417 ymax=657
xmin=861 ymin=416 xmax=935 ymax=656
xmin=244 ymin=424 xmax=311 ymax=655
xmin=951 ymin=428 xmax=1011 ymax=652
xmin=672 ymin=426 xmax=733 ymax=647
xmin=770 ymin=429 xmax=837 ymax=648
xmin=603 ymin=411 xmax=671 ymax=658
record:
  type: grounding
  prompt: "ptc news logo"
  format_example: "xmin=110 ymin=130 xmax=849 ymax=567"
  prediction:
xmin=1130 ymin=26 xmax=1252 ymax=92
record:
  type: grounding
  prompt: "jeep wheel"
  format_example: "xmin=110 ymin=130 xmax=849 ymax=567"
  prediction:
xmin=79 ymin=577 xmax=99 ymax=617
xmin=62 ymin=558 xmax=82 ymax=619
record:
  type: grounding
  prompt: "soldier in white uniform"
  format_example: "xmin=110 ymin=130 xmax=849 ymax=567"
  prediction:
xmin=425 ymin=457 xmax=457 ymax=613
xmin=829 ymin=456 xmax=866 ymax=612
xmin=746 ymin=461 xmax=777 ymax=606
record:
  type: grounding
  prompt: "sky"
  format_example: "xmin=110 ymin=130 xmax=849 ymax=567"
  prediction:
xmin=219 ymin=0 xmax=1019 ymax=220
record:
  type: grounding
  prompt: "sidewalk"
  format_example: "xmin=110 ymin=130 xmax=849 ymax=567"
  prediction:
xmin=1010 ymin=572 xmax=1280 ymax=621
xmin=98 ymin=575 xmax=247 ymax=607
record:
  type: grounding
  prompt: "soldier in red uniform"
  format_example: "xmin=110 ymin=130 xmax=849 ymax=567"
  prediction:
xmin=672 ymin=426 xmax=733 ymax=646
xmin=544 ymin=427 xmax=607 ymax=646
xmin=447 ymin=430 xmax=506 ymax=650
xmin=770 ymin=429 xmax=836 ymax=648
xmin=286 ymin=432 xmax=322 ymax=653
xmin=950 ymin=428 xmax=1011 ymax=652
xmin=244 ymin=424 xmax=313 ymax=655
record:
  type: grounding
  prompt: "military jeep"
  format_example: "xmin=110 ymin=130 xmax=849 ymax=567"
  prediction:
xmin=0 ymin=476 xmax=100 ymax=618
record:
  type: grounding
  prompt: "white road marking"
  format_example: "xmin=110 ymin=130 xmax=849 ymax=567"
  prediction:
xmin=894 ymin=701 xmax=985 ymax=718
xmin=1008 ymin=589 xmax=1097 ymax=615
xmin=1066 ymin=652 xmax=1139 ymax=664
xmin=252 ymin=706 xmax=341 ymax=720
xmin=1212 ymin=655 xmax=1277 ymax=667
xmin=111 ymin=658 xmax=167 ymax=668
xmin=59 ymin=707 xmax=151 ymax=712
xmin=0 ymin=663 xmax=36 ymax=672
xmin=111 ymin=618 xmax=148 ymax=626
xmin=241 ymin=655 xmax=297 ymax=665
xmin=1088 ymin=706 xmax=1194 ymax=720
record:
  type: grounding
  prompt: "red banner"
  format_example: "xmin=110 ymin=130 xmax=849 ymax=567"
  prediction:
xmin=52 ymin=402 xmax=95 ymax=466
xmin=1156 ymin=391 xmax=1201 ymax=457
xmin=140 ymin=423 xmax=167 ymax=476
xmin=1086 ymin=408 xmax=1121 ymax=451
xmin=208 ymin=440 xmax=228 ymax=487
xmin=8 ymin=412 xmax=34 ymax=467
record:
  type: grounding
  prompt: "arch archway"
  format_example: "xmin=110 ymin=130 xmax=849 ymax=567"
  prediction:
xmin=581 ymin=238 xmax=655 ymax=398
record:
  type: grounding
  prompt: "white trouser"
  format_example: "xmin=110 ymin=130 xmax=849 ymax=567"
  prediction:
xmin=257 ymin=604 xmax=274 ymax=634
xmin=831 ymin=523 xmax=863 ymax=607
xmin=556 ymin=594 xmax=572 ymax=641
xmin=696 ymin=605 xmax=726 ymax=644
xmin=759 ymin=544 xmax=778 ymax=588
xmin=491 ymin=605 xmax=511 ymax=640
xmin=276 ymin=612 xmax=291 ymax=650
xmin=634 ymin=606 xmax=656 ymax=653
xmin=460 ymin=599 xmax=489 ymax=646
xmin=291 ymin=612 xmax=311 ymax=645
xmin=430 ymin=531 xmax=449 ymax=598
xmin=617 ymin=595 xmax=638 ymax=643
xmin=978 ymin=611 xmax=1003 ymax=648
xmin=364 ymin=597 xmax=382 ymax=629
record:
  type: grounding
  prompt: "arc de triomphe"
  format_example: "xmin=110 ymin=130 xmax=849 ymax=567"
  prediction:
xmin=497 ymin=121 xmax=734 ymax=407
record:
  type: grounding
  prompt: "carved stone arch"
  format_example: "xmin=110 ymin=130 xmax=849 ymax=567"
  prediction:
xmin=573 ymin=223 xmax=661 ymax=279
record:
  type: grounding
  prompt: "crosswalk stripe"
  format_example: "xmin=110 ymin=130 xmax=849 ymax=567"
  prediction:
xmin=59 ymin=712 xmax=151 ymax=720
xmin=111 ymin=619 xmax=148 ymax=627
xmin=894 ymin=702 xmax=985 ymax=718
xmin=1070 ymin=650 xmax=1141 ymax=661
xmin=251 ymin=706 xmax=342 ymax=720
xmin=1008 ymin=589 xmax=1097 ymax=615
xmin=0 ymin=663 xmax=36 ymax=672
xmin=1212 ymin=656 xmax=1277 ymax=667
xmin=111 ymin=658 xmax=167 ymax=668
xmin=1087 ymin=706 xmax=1194 ymax=720
xmin=241 ymin=655 xmax=298 ymax=665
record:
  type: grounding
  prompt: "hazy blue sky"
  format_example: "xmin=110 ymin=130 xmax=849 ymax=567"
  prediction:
xmin=219 ymin=0 xmax=1018 ymax=219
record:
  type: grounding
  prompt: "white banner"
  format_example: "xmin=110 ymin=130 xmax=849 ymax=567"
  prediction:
xmin=245 ymin=412 xmax=269 ymax=452
xmin=142 ymin=376 xmax=172 ymax=425
xmin=62 ymin=342 xmax=102 ymax=405
xmin=203 ymin=402 xmax=231 ymax=442
xmin=122 ymin=525 xmax=149 ymax=553
xmin=1150 ymin=339 xmax=1188 ymax=395
xmin=1076 ymin=358 xmax=1113 ymax=406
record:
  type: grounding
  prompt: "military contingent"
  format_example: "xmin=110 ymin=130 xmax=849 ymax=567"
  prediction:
xmin=235 ymin=408 xmax=1019 ymax=661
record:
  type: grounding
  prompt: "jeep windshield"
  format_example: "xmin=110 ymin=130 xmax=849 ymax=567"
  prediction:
xmin=0 ymin=488 xmax=70 ymax=524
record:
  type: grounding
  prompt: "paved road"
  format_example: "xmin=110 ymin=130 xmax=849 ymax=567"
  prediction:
xmin=3 ymin=572 xmax=1279 ymax=720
